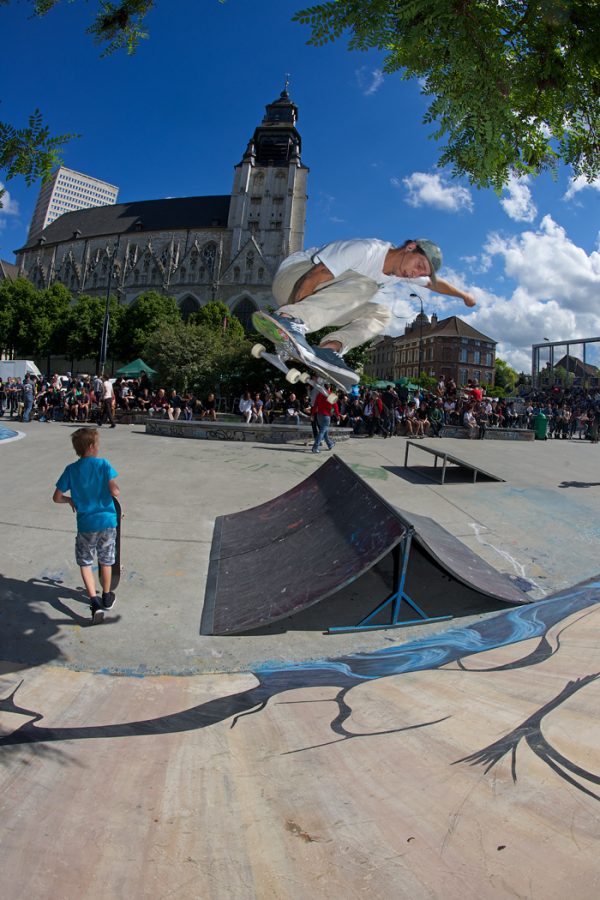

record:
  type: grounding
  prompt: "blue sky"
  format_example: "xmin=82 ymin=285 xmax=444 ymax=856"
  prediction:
xmin=2 ymin=0 xmax=600 ymax=372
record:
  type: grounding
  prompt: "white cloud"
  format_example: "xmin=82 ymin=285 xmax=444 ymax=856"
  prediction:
xmin=0 ymin=182 xmax=19 ymax=231
xmin=564 ymin=173 xmax=600 ymax=202
xmin=500 ymin=175 xmax=537 ymax=223
xmin=398 ymin=172 xmax=473 ymax=213
xmin=356 ymin=67 xmax=384 ymax=96
xmin=445 ymin=217 xmax=600 ymax=370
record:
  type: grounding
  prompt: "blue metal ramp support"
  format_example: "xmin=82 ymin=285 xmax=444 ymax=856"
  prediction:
xmin=328 ymin=528 xmax=453 ymax=634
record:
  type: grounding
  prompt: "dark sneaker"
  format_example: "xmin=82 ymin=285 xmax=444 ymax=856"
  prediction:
xmin=313 ymin=347 xmax=359 ymax=386
xmin=90 ymin=599 xmax=105 ymax=624
xmin=311 ymin=448 xmax=320 ymax=454
xmin=326 ymin=441 xmax=336 ymax=451
xmin=102 ymin=591 xmax=116 ymax=610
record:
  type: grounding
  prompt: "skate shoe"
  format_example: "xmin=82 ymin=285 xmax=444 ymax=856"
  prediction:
xmin=102 ymin=591 xmax=116 ymax=610
xmin=90 ymin=598 xmax=105 ymax=624
xmin=252 ymin=311 xmax=315 ymax=358
xmin=313 ymin=347 xmax=359 ymax=386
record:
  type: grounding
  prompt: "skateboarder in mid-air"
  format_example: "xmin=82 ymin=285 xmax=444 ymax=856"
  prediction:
xmin=53 ymin=428 xmax=120 ymax=623
xmin=253 ymin=237 xmax=477 ymax=386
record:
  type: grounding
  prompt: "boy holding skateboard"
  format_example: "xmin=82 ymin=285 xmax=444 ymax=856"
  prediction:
xmin=53 ymin=428 xmax=120 ymax=623
xmin=253 ymin=237 xmax=476 ymax=386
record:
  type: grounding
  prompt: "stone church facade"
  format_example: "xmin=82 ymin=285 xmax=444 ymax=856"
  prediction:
xmin=15 ymin=89 xmax=308 ymax=330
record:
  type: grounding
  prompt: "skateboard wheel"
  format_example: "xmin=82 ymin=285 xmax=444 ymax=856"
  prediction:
xmin=299 ymin=372 xmax=311 ymax=383
xmin=327 ymin=392 xmax=338 ymax=404
xmin=286 ymin=368 xmax=301 ymax=384
xmin=251 ymin=343 xmax=266 ymax=359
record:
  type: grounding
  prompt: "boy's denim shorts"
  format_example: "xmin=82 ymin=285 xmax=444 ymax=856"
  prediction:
xmin=76 ymin=528 xmax=117 ymax=567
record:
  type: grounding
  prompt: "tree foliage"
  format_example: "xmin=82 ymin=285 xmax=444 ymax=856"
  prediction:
xmin=0 ymin=277 xmax=71 ymax=356
xmin=293 ymin=0 xmax=600 ymax=189
xmin=119 ymin=290 xmax=182 ymax=359
xmin=64 ymin=293 xmax=125 ymax=366
xmin=495 ymin=357 xmax=518 ymax=393
xmin=144 ymin=318 xmax=251 ymax=395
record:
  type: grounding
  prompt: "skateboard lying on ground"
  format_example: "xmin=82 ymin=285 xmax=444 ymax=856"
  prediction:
xmin=111 ymin=497 xmax=122 ymax=592
xmin=251 ymin=312 xmax=354 ymax=402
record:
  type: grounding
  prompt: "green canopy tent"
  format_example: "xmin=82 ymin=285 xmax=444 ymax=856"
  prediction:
xmin=373 ymin=380 xmax=396 ymax=389
xmin=114 ymin=358 xmax=158 ymax=379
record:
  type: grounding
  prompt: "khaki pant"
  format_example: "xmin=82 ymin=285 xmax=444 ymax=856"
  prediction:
xmin=272 ymin=260 xmax=392 ymax=354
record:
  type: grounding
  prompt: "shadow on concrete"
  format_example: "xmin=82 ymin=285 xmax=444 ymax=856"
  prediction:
xmin=0 ymin=575 xmax=120 ymax=673
xmin=236 ymin=547 xmax=509 ymax=635
xmin=384 ymin=464 xmax=501 ymax=485
xmin=559 ymin=481 xmax=600 ymax=489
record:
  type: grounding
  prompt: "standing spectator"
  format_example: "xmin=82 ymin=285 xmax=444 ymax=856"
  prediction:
xmin=100 ymin=375 xmax=116 ymax=428
xmin=311 ymin=389 xmax=339 ymax=454
xmin=22 ymin=375 xmax=35 ymax=423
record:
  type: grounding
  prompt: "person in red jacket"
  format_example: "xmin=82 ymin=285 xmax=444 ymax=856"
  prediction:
xmin=311 ymin=390 xmax=340 ymax=454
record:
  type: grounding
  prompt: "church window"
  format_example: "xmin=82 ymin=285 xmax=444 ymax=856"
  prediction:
xmin=232 ymin=297 xmax=257 ymax=331
xmin=251 ymin=196 xmax=261 ymax=205
xmin=246 ymin=251 xmax=254 ymax=269
xmin=179 ymin=266 xmax=187 ymax=282
xmin=233 ymin=266 xmax=240 ymax=281
xmin=180 ymin=295 xmax=199 ymax=322
xmin=258 ymin=268 xmax=264 ymax=281
xmin=249 ymin=221 xmax=260 ymax=233
xmin=202 ymin=242 xmax=217 ymax=277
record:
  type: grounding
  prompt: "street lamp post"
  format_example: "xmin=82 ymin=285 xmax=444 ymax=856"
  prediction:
xmin=99 ymin=236 xmax=120 ymax=376
xmin=410 ymin=292 xmax=424 ymax=381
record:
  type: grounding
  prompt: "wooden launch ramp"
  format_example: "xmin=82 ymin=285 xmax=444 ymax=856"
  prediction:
xmin=200 ymin=456 xmax=530 ymax=636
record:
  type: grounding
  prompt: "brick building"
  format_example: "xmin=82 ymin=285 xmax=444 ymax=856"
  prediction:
xmin=365 ymin=312 xmax=497 ymax=387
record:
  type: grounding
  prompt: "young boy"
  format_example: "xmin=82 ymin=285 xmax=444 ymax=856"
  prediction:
xmin=53 ymin=427 xmax=120 ymax=623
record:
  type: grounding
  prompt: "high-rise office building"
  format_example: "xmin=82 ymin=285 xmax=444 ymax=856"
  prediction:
xmin=27 ymin=166 xmax=119 ymax=243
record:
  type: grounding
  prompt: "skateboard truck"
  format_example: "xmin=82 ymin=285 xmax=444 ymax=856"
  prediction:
xmin=251 ymin=342 xmax=339 ymax=403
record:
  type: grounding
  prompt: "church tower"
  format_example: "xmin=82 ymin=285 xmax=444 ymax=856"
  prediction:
xmin=227 ymin=84 xmax=308 ymax=278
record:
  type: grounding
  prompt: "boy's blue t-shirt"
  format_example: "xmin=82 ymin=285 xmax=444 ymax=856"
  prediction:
xmin=56 ymin=456 xmax=118 ymax=533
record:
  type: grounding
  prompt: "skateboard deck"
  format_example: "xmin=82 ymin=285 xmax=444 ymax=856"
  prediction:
xmin=251 ymin=311 xmax=356 ymax=399
xmin=110 ymin=497 xmax=122 ymax=592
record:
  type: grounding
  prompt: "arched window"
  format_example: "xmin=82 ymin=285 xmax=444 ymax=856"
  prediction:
xmin=202 ymin=242 xmax=217 ymax=278
xmin=180 ymin=295 xmax=199 ymax=322
xmin=245 ymin=251 xmax=254 ymax=269
xmin=232 ymin=297 xmax=257 ymax=332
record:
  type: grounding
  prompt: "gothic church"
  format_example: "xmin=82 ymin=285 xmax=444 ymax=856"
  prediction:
xmin=15 ymin=88 xmax=308 ymax=330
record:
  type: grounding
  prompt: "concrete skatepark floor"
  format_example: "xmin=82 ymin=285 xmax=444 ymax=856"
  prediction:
xmin=1 ymin=422 xmax=600 ymax=898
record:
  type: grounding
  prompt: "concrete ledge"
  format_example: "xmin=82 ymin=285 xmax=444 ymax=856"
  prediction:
xmin=144 ymin=418 xmax=352 ymax=443
xmin=438 ymin=426 xmax=535 ymax=442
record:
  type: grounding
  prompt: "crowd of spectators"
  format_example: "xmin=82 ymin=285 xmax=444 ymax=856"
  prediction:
xmin=235 ymin=375 xmax=600 ymax=442
xmin=0 ymin=372 xmax=220 ymax=425
xmin=3 ymin=369 xmax=599 ymax=443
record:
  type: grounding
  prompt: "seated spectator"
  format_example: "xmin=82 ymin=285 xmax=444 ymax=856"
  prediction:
xmin=416 ymin=402 xmax=430 ymax=438
xmin=262 ymin=392 xmax=275 ymax=424
xmin=284 ymin=392 xmax=301 ymax=425
xmin=239 ymin=391 xmax=255 ymax=423
xmin=77 ymin=387 xmax=91 ymax=422
xmin=463 ymin=404 xmax=478 ymax=438
xmin=253 ymin=392 xmax=264 ymax=424
xmin=203 ymin=392 xmax=217 ymax=421
xmin=429 ymin=399 xmax=444 ymax=437
xmin=149 ymin=388 xmax=170 ymax=417
xmin=405 ymin=401 xmax=420 ymax=437
xmin=168 ymin=389 xmax=183 ymax=421
xmin=136 ymin=386 xmax=152 ymax=413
